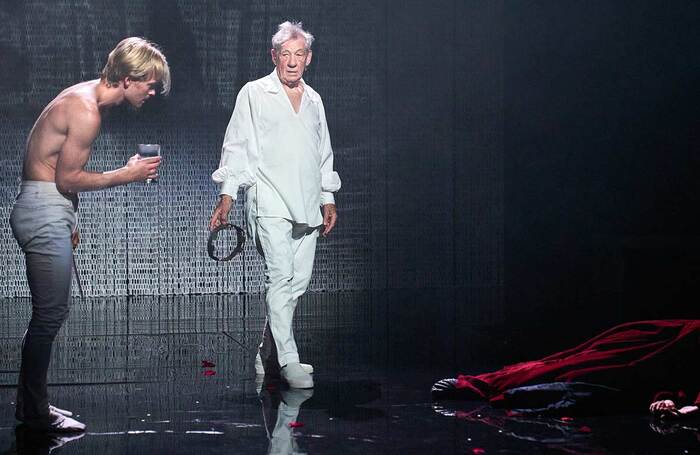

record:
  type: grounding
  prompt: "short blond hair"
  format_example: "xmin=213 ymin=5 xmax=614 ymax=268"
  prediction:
xmin=101 ymin=37 xmax=171 ymax=95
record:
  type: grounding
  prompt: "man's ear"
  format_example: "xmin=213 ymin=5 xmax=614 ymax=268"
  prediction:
xmin=305 ymin=50 xmax=313 ymax=66
xmin=122 ymin=77 xmax=131 ymax=88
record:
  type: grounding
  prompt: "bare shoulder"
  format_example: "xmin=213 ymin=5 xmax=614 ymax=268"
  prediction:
xmin=36 ymin=84 xmax=100 ymax=136
xmin=60 ymin=88 xmax=101 ymax=130
xmin=23 ymin=82 xmax=102 ymax=180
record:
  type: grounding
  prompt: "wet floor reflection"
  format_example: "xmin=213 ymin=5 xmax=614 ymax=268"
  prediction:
xmin=259 ymin=384 xmax=314 ymax=454
xmin=433 ymin=400 xmax=700 ymax=453
xmin=9 ymin=426 xmax=85 ymax=455
xmin=0 ymin=292 xmax=697 ymax=453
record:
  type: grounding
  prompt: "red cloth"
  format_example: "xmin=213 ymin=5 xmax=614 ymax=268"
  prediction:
xmin=456 ymin=320 xmax=700 ymax=405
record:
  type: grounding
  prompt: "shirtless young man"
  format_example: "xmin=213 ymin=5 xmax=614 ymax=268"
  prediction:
xmin=9 ymin=37 xmax=170 ymax=432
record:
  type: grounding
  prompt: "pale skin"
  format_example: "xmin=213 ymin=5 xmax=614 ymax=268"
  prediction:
xmin=210 ymin=36 xmax=338 ymax=236
xmin=649 ymin=399 xmax=699 ymax=419
xmin=24 ymin=76 xmax=163 ymax=247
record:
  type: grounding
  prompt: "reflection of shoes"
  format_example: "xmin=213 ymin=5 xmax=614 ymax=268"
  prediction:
xmin=280 ymin=388 xmax=314 ymax=408
xmin=16 ymin=424 xmax=85 ymax=453
xmin=281 ymin=362 xmax=314 ymax=389
xmin=255 ymin=352 xmax=313 ymax=375
xmin=431 ymin=378 xmax=459 ymax=399
xmin=47 ymin=431 xmax=85 ymax=452
xmin=23 ymin=410 xmax=86 ymax=433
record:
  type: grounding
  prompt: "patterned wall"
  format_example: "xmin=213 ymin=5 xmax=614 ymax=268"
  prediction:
xmin=0 ymin=0 xmax=503 ymax=298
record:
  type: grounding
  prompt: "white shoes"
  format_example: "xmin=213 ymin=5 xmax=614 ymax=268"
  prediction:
xmin=16 ymin=404 xmax=84 ymax=433
xmin=281 ymin=362 xmax=314 ymax=389
xmin=255 ymin=352 xmax=313 ymax=376
xmin=25 ymin=409 xmax=86 ymax=433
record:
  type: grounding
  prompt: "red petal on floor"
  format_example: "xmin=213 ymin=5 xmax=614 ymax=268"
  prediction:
xmin=203 ymin=369 xmax=216 ymax=376
xmin=289 ymin=421 xmax=304 ymax=428
xmin=201 ymin=360 xmax=216 ymax=368
xmin=472 ymin=448 xmax=486 ymax=454
xmin=578 ymin=426 xmax=592 ymax=433
xmin=560 ymin=416 xmax=574 ymax=422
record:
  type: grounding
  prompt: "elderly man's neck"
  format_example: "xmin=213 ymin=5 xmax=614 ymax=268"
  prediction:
xmin=283 ymin=80 xmax=304 ymax=90
xmin=276 ymin=70 xmax=304 ymax=90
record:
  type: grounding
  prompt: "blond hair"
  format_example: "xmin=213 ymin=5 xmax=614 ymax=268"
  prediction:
xmin=101 ymin=37 xmax=171 ymax=95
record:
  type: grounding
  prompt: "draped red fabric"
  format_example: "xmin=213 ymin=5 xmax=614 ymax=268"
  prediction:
xmin=456 ymin=320 xmax=700 ymax=405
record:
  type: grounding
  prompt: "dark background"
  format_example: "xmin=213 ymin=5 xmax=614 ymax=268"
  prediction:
xmin=1 ymin=1 xmax=698 ymax=359
xmin=504 ymin=1 xmax=699 ymax=352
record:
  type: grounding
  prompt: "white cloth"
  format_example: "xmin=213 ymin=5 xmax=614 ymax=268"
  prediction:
xmin=252 ymin=213 xmax=319 ymax=367
xmin=212 ymin=70 xmax=340 ymax=227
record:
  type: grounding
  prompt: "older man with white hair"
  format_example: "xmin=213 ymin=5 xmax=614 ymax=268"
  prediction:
xmin=210 ymin=21 xmax=340 ymax=388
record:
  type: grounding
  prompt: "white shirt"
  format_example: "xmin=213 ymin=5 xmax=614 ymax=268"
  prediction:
xmin=212 ymin=70 xmax=341 ymax=227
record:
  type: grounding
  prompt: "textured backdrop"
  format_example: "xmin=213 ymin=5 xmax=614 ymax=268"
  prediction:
xmin=0 ymin=0 xmax=504 ymax=298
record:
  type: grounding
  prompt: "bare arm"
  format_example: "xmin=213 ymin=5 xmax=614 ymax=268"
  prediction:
xmin=55 ymin=103 xmax=160 ymax=193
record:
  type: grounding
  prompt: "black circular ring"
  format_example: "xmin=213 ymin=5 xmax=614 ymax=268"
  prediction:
xmin=207 ymin=223 xmax=246 ymax=261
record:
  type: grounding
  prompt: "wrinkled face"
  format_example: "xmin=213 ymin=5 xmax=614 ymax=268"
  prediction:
xmin=271 ymin=37 xmax=312 ymax=86
xmin=124 ymin=77 xmax=159 ymax=108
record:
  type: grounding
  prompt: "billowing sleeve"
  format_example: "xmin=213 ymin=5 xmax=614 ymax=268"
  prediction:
xmin=211 ymin=84 xmax=258 ymax=199
xmin=317 ymin=98 xmax=341 ymax=206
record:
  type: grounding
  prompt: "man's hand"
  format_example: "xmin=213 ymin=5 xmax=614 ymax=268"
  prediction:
xmin=650 ymin=399 xmax=678 ymax=417
xmin=648 ymin=400 xmax=698 ymax=419
xmin=210 ymin=195 xmax=233 ymax=231
xmin=321 ymin=203 xmax=337 ymax=236
xmin=71 ymin=230 xmax=80 ymax=250
xmin=124 ymin=154 xmax=161 ymax=182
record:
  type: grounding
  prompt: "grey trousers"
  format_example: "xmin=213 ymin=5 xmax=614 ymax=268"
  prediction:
xmin=9 ymin=181 xmax=77 ymax=425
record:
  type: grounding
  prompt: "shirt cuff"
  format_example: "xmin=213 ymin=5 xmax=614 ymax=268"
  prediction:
xmin=320 ymin=191 xmax=335 ymax=206
xmin=220 ymin=180 xmax=239 ymax=200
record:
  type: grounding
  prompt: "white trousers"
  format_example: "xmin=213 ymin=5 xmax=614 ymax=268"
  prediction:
xmin=246 ymin=187 xmax=319 ymax=367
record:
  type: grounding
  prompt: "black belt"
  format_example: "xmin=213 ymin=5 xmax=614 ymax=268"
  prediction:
xmin=207 ymin=223 xmax=246 ymax=261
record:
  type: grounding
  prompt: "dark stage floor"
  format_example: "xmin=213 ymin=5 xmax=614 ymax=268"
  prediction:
xmin=0 ymin=292 xmax=697 ymax=454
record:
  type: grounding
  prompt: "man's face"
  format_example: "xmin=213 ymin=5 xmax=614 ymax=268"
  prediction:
xmin=124 ymin=77 xmax=159 ymax=108
xmin=271 ymin=37 xmax=312 ymax=86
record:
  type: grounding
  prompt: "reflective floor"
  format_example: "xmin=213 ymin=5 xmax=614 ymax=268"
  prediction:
xmin=0 ymin=291 xmax=698 ymax=454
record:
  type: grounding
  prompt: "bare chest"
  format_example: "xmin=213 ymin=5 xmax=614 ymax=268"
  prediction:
xmin=283 ymin=87 xmax=304 ymax=114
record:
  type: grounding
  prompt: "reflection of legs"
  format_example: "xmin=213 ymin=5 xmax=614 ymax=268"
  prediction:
xmin=16 ymin=236 xmax=72 ymax=426
xmin=15 ymin=425 xmax=85 ymax=453
xmin=269 ymin=388 xmax=314 ymax=454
